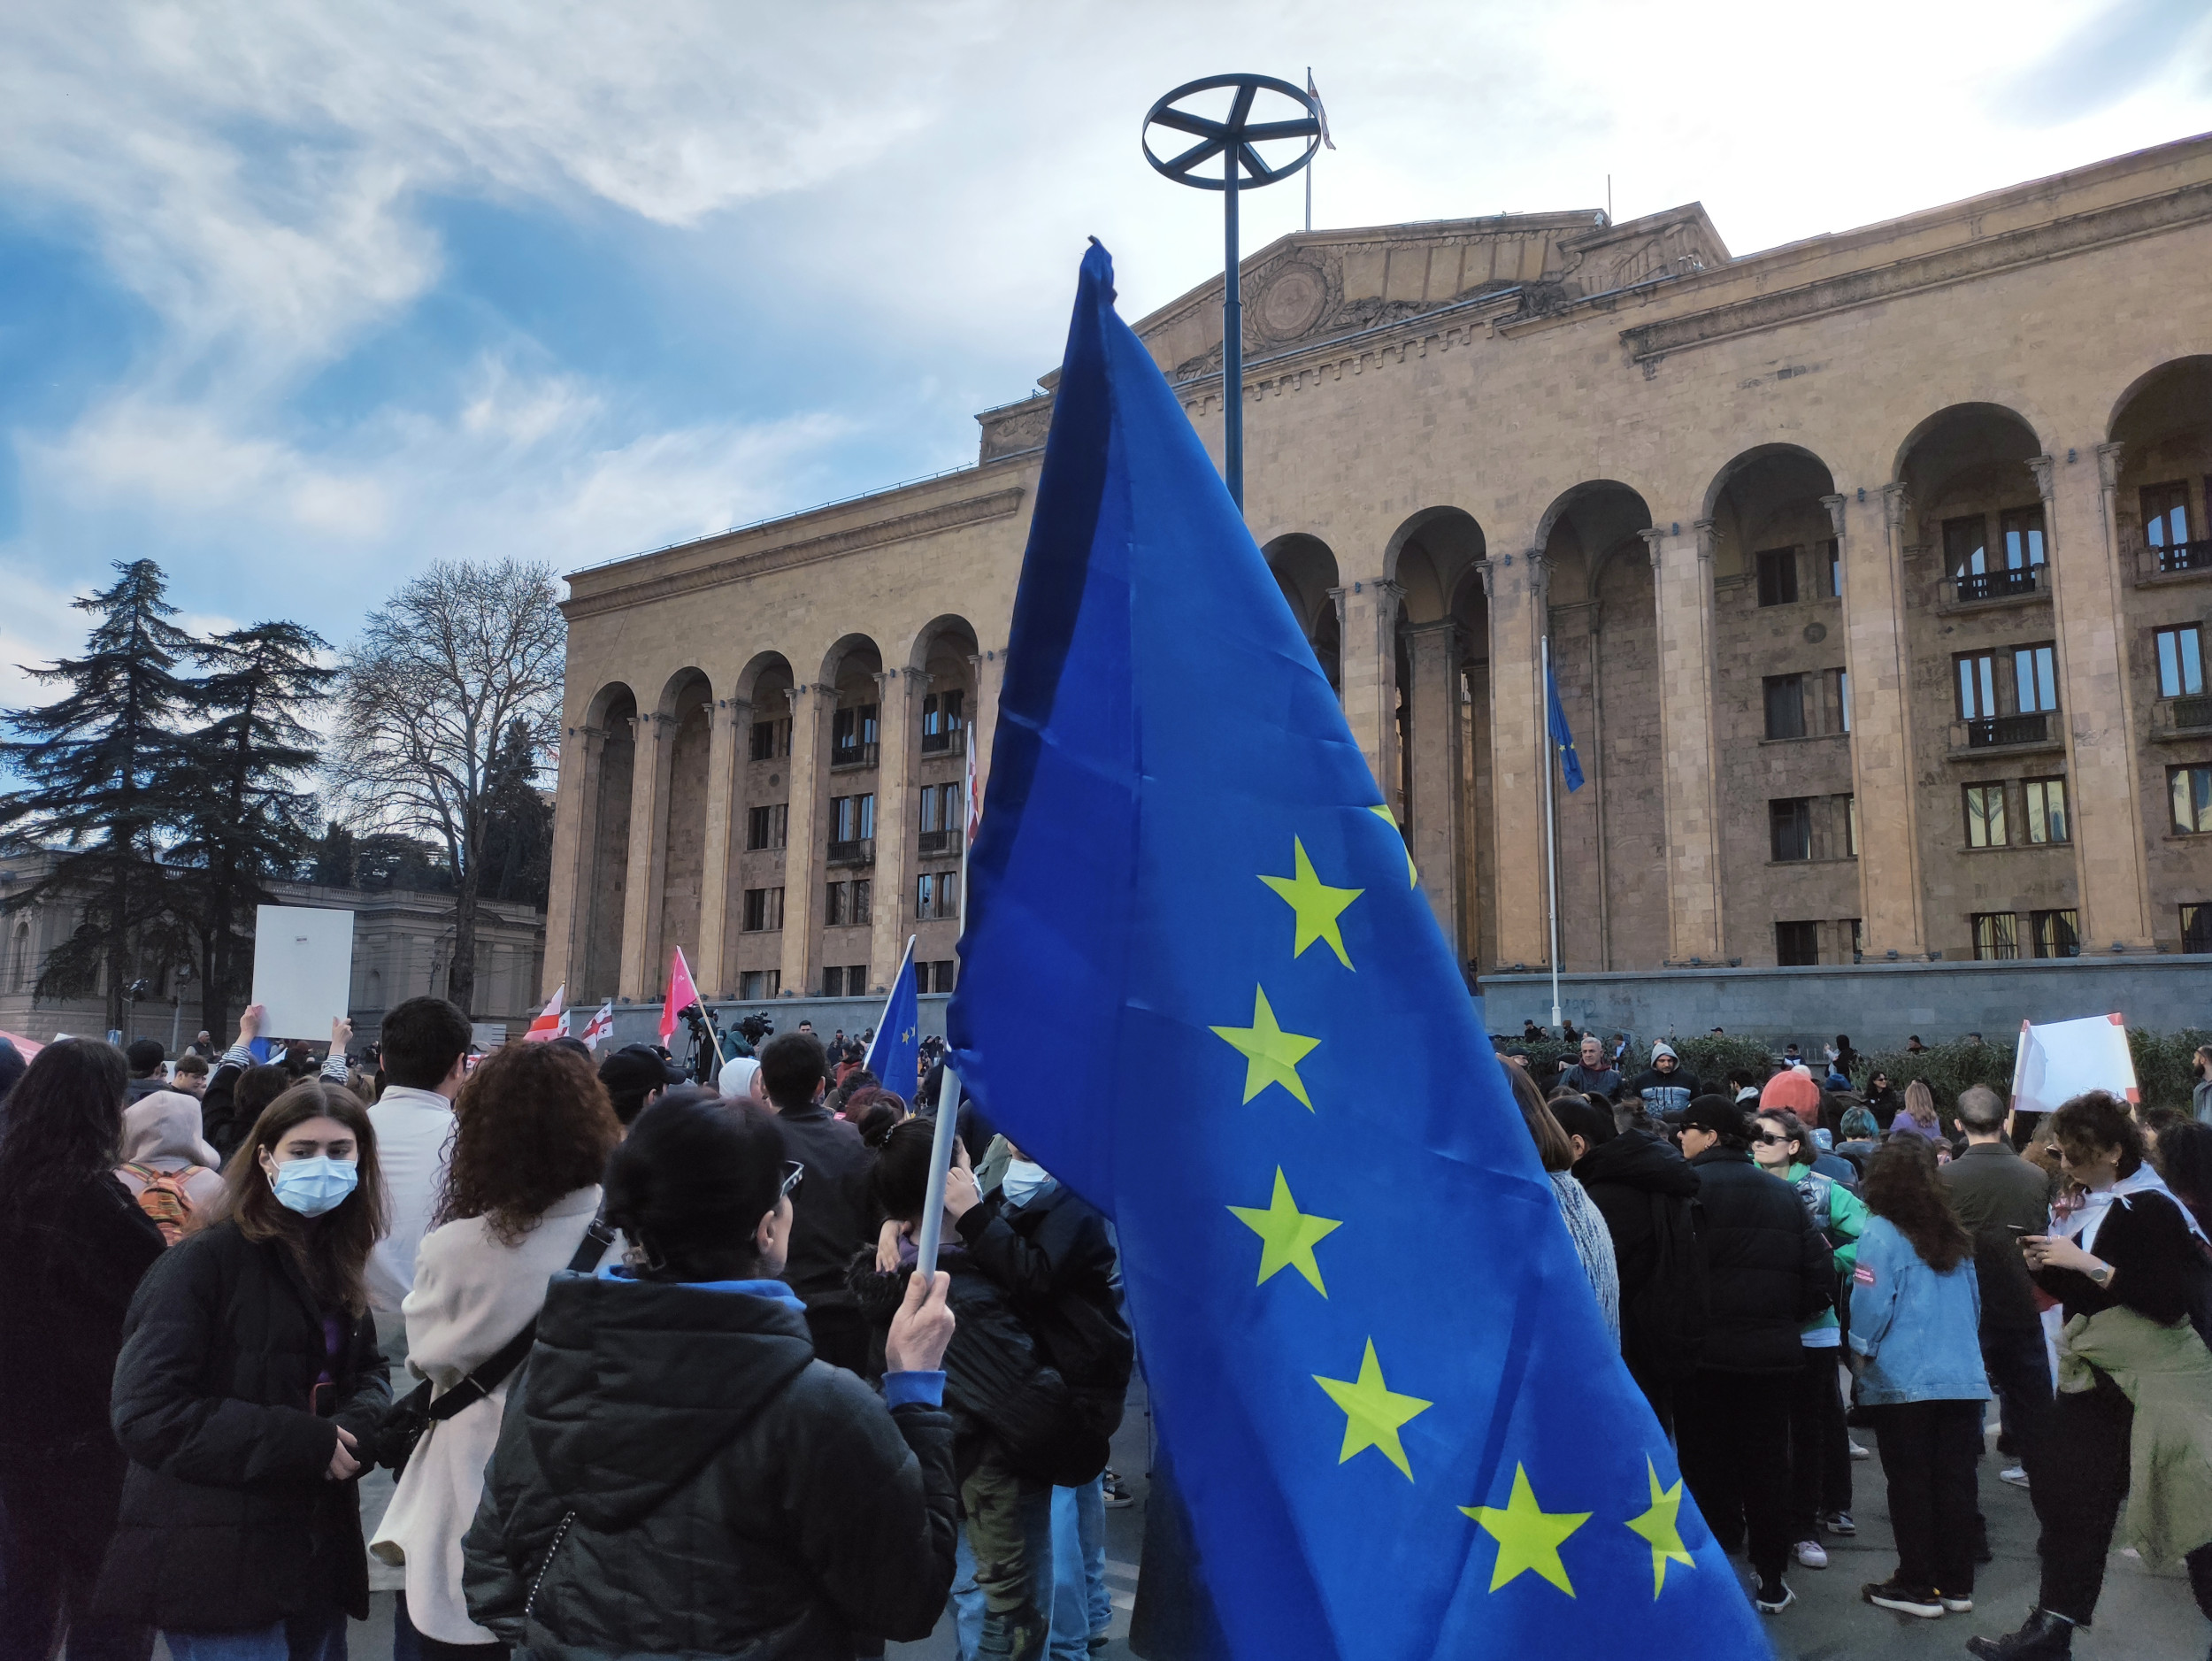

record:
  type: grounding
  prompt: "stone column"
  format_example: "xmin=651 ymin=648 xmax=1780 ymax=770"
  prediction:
xmin=1839 ymin=487 xmax=1927 ymax=958
xmin=1325 ymin=586 xmax=1350 ymax=711
xmin=870 ymin=668 xmax=920 ymax=993
xmin=1486 ymin=553 xmax=1550 ymax=967
xmin=1336 ymin=581 xmax=1404 ymax=808
xmin=779 ymin=684 xmax=833 ymax=998
xmin=695 ymin=696 xmax=749 ymax=996
xmin=1405 ymin=619 xmax=1466 ymax=955
xmin=1645 ymin=524 xmax=1725 ymax=963
xmin=968 ymin=649 xmax=1007 ymax=811
xmin=616 ymin=711 xmax=670 ymax=1000
xmin=2047 ymin=445 xmax=2156 ymax=949
xmin=541 ymin=720 xmax=605 ymax=1001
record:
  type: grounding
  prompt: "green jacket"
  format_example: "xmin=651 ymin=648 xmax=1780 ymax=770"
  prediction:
xmin=1777 ymin=1162 xmax=1867 ymax=1342
xmin=2057 ymin=1306 xmax=2212 ymax=1567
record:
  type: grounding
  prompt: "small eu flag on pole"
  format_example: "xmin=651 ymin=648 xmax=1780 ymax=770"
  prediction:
xmin=947 ymin=242 xmax=1765 ymax=1660
xmin=864 ymin=936 xmax=921 ymax=1096
xmin=1547 ymin=657 xmax=1585 ymax=793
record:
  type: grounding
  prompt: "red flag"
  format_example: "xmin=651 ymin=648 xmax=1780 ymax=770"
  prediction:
xmin=580 ymin=999 xmax=614 ymax=1050
xmin=522 ymin=984 xmax=565 ymax=1042
xmin=659 ymin=948 xmax=701 ymax=1043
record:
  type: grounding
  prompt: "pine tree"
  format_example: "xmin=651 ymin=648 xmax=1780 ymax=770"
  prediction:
xmin=307 ymin=820 xmax=358 ymax=888
xmin=0 ymin=560 xmax=204 ymax=1031
xmin=170 ymin=622 xmax=333 ymax=1035
xmin=478 ymin=719 xmax=554 ymax=909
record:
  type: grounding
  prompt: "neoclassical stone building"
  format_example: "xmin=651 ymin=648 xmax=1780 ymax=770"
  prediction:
xmin=545 ymin=132 xmax=2212 ymax=1011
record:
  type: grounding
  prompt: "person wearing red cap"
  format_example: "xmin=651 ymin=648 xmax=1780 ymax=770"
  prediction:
xmin=1762 ymin=1064 xmax=1824 ymax=1128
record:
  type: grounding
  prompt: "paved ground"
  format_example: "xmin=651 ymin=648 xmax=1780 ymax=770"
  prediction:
xmin=162 ymin=1381 xmax=2208 ymax=1661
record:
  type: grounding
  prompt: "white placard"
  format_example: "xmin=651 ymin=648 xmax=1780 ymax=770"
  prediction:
xmin=250 ymin=906 xmax=357 ymax=1043
xmin=2009 ymin=1012 xmax=2139 ymax=1117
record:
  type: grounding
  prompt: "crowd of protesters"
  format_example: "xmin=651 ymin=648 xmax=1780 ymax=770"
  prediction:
xmin=2 ymin=1001 xmax=2210 ymax=1659
xmin=1512 ymin=1027 xmax=2212 ymax=1656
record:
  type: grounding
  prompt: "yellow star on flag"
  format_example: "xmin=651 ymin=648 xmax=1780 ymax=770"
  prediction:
xmin=1210 ymin=986 xmax=1320 ymax=1109
xmin=1258 ymin=838 xmax=1362 ymax=969
xmin=1461 ymin=1464 xmax=1590 ymax=1596
xmin=1624 ymin=1457 xmax=1694 ymax=1598
xmin=1227 ymin=1167 xmax=1341 ymax=1294
xmin=1313 ymin=1338 xmax=1431 ymax=1480
xmin=1368 ymin=804 xmax=1417 ymax=886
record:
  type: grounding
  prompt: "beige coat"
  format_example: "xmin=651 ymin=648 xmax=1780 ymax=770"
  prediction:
xmin=369 ymin=1184 xmax=600 ymax=1643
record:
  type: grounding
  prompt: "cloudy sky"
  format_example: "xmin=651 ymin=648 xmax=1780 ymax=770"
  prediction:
xmin=1 ymin=0 xmax=2207 ymax=696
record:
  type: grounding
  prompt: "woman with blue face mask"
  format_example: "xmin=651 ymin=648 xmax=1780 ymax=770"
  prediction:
xmin=94 ymin=1081 xmax=392 ymax=1661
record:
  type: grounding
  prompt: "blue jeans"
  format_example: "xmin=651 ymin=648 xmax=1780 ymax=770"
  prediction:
xmin=164 ymin=1608 xmax=348 ymax=1661
xmin=1048 ymin=1478 xmax=1110 ymax=1658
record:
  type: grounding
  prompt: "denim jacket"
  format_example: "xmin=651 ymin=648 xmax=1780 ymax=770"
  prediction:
xmin=1847 ymin=1216 xmax=1990 ymax=1404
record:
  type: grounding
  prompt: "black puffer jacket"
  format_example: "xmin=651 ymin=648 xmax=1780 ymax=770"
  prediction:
xmin=461 ymin=1273 xmax=956 ymax=1658
xmin=94 ymin=1220 xmax=388 ymax=1629
xmin=953 ymin=1184 xmax=1133 ymax=1443
xmin=1686 ymin=1148 xmax=1833 ymax=1373
xmin=1573 ymin=1131 xmax=1705 ymax=1380
xmin=849 ymin=1246 xmax=1108 ymax=1488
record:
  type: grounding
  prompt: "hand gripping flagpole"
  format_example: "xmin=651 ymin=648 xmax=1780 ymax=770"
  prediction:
xmin=1142 ymin=74 xmax=1322 ymax=511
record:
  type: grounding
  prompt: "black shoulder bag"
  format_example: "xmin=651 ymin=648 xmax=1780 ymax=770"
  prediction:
xmin=368 ymin=1220 xmax=615 ymax=1476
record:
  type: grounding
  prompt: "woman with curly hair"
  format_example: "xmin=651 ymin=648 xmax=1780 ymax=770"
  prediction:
xmin=1848 ymin=1137 xmax=1988 ymax=1620
xmin=371 ymin=1040 xmax=621 ymax=1657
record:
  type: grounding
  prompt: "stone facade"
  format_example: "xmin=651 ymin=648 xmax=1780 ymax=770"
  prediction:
xmin=0 ymin=852 xmax=547 ymax=1047
xmin=547 ymin=135 xmax=2212 ymax=1008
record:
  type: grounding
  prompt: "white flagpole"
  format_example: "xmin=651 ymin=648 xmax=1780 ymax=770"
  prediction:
xmin=1542 ymin=635 xmax=1562 ymax=1034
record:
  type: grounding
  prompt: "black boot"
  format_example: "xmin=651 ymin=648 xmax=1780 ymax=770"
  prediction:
xmin=1965 ymin=1607 xmax=2075 ymax=1659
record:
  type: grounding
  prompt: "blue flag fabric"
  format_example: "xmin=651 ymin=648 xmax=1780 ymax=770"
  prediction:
xmin=864 ymin=939 xmax=920 ymax=1099
xmin=1547 ymin=661 xmax=1586 ymax=793
xmin=946 ymin=242 xmax=1764 ymax=1660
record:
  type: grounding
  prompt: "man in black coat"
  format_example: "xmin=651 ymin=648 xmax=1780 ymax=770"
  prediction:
xmin=1670 ymin=1094 xmax=1833 ymax=1617
xmin=1551 ymin=1096 xmax=1702 ymax=1438
xmin=761 ymin=1031 xmax=879 ymax=1373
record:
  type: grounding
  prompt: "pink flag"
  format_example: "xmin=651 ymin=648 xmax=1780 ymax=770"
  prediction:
xmin=659 ymin=948 xmax=701 ymax=1043
xmin=522 ymin=984 xmax=565 ymax=1042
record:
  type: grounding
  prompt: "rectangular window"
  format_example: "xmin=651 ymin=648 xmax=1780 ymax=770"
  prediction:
xmin=2144 ymin=481 xmax=2192 ymax=550
xmin=1755 ymin=547 xmax=1798 ymax=607
xmin=2156 ymin=625 xmax=2206 ymax=698
xmin=831 ymin=704 xmax=880 ymax=767
xmin=1829 ymin=668 xmax=1851 ymax=734
xmin=1769 ymin=797 xmax=1813 ymax=862
xmin=1763 ymin=673 xmax=1807 ymax=740
xmin=2013 ymin=643 xmax=2058 ymax=713
xmin=2030 ymin=909 xmax=2081 ymax=959
xmin=741 ymin=887 xmax=785 ymax=932
xmin=1847 ymin=918 xmax=1864 ymax=964
xmin=1821 ymin=538 xmax=1841 ymax=598
xmin=745 ymin=803 xmax=788 ymax=850
xmin=917 ymin=870 xmax=963 ymax=920
xmin=1957 ymin=651 xmax=1999 ymax=720
xmin=738 ymin=969 xmax=780 ymax=1000
xmin=1972 ymin=912 xmax=2020 ymax=961
xmin=2183 ymin=904 xmax=2212 ymax=955
xmin=1964 ymin=782 xmax=2009 ymax=848
xmin=1774 ymin=920 xmax=1820 ymax=966
xmin=1839 ymin=793 xmax=1859 ymax=858
xmin=749 ymin=718 xmax=791 ymax=761
xmin=830 ymin=794 xmax=877 ymax=842
xmin=825 ymin=881 xmax=849 ymax=927
xmin=919 ymin=782 xmax=961 ymax=833
xmin=921 ymin=689 xmax=964 ymax=734
xmin=851 ymin=879 xmax=872 ymax=927
xmin=2023 ymin=777 xmax=2070 ymax=844
xmin=1999 ymin=505 xmax=2047 ymax=570
xmin=1944 ymin=514 xmax=1989 ymax=576
xmin=2173 ymin=765 xmax=2212 ymax=834
xmin=822 ymin=966 xmax=845 ymax=997
xmin=920 ymin=959 xmax=958 ymax=994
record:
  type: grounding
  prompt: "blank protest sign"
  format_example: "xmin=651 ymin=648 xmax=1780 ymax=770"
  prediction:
xmin=250 ymin=905 xmax=356 ymax=1042
xmin=2010 ymin=1012 xmax=2139 ymax=1116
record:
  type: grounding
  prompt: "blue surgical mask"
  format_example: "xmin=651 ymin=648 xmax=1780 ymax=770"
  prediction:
xmin=269 ymin=1155 xmax=358 ymax=1217
xmin=1001 ymin=1159 xmax=1053 ymax=1208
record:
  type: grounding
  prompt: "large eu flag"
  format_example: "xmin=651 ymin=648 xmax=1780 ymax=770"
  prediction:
xmin=948 ymin=242 xmax=1767 ymax=1660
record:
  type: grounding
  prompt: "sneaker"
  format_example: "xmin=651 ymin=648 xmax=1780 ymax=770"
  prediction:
xmin=1824 ymin=1510 xmax=1856 ymax=1536
xmin=1862 ymin=1579 xmax=1945 ymax=1618
xmin=1102 ymin=1470 xmax=1134 ymax=1510
xmin=2001 ymin=1465 xmax=2031 ymax=1488
xmin=1942 ymin=1592 xmax=1976 ymax=1613
xmin=1848 ymin=1437 xmax=1872 ymax=1460
xmin=1754 ymin=1575 xmax=1795 ymax=1614
xmin=1793 ymin=1539 xmax=1828 ymax=1569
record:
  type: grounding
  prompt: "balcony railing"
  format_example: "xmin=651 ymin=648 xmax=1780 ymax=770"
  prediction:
xmin=918 ymin=827 xmax=963 ymax=857
xmin=2152 ymin=694 xmax=2212 ymax=741
xmin=919 ymin=727 xmax=967 ymax=756
xmin=830 ymin=741 xmax=879 ymax=772
xmin=1942 ymin=564 xmax=2046 ymax=607
xmin=2152 ymin=539 xmax=2212 ymax=576
xmin=826 ymin=837 xmax=876 ymax=867
xmin=1954 ymin=712 xmax=2057 ymax=751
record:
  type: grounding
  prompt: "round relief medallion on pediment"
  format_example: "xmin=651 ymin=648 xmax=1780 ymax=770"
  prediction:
xmin=1253 ymin=260 xmax=1331 ymax=342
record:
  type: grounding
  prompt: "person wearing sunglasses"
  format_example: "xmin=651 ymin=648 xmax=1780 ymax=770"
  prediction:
xmin=463 ymin=1090 xmax=956 ymax=1658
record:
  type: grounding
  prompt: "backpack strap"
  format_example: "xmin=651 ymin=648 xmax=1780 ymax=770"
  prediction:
xmin=428 ymin=1218 xmax=616 ymax=1424
xmin=566 ymin=1219 xmax=616 ymax=1276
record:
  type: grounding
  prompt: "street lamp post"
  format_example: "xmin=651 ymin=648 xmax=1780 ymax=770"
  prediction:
xmin=1141 ymin=75 xmax=1323 ymax=511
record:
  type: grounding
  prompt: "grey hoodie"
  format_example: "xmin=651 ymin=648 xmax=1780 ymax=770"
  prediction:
xmin=114 ymin=1090 xmax=228 ymax=1212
